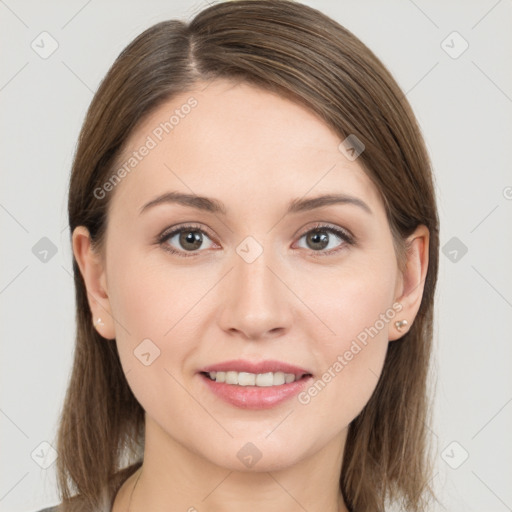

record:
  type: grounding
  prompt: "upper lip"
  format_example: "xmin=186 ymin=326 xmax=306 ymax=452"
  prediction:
xmin=199 ymin=359 xmax=312 ymax=377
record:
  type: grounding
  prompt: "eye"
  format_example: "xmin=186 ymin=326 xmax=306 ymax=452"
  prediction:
xmin=158 ymin=222 xmax=354 ymax=258
xmin=294 ymin=223 xmax=354 ymax=256
xmin=158 ymin=224 xmax=216 ymax=257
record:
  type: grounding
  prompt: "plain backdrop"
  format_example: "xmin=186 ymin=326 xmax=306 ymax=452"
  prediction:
xmin=1 ymin=1 xmax=511 ymax=511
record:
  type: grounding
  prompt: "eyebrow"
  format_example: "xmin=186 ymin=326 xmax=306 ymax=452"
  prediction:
xmin=139 ymin=191 xmax=373 ymax=216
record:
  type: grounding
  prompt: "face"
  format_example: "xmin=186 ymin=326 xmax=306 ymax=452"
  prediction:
xmin=91 ymin=79 xmax=406 ymax=471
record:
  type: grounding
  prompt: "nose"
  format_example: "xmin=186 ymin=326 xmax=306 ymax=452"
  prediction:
xmin=217 ymin=245 xmax=294 ymax=341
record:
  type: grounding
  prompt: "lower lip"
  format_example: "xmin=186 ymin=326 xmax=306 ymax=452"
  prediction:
xmin=199 ymin=373 xmax=312 ymax=409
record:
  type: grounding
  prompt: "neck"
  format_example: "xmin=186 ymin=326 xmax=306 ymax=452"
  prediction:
xmin=119 ymin=416 xmax=350 ymax=512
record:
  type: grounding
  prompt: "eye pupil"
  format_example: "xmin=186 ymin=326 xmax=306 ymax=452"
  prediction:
xmin=307 ymin=230 xmax=329 ymax=250
xmin=180 ymin=230 xmax=203 ymax=250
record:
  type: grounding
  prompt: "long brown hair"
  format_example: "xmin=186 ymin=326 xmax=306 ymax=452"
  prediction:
xmin=56 ymin=1 xmax=440 ymax=510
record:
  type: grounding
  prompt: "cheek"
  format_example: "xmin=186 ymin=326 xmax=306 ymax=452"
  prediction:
xmin=302 ymin=247 xmax=397 ymax=343
xmin=104 ymin=244 xmax=213 ymax=404
xmin=296 ymin=251 xmax=397 ymax=417
xmin=106 ymin=240 xmax=210 ymax=340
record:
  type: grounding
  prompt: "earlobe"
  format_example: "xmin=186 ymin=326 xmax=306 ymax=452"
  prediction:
xmin=72 ymin=226 xmax=116 ymax=340
xmin=389 ymin=224 xmax=430 ymax=341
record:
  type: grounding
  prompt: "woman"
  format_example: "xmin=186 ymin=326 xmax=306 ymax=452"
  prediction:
xmin=39 ymin=0 xmax=439 ymax=510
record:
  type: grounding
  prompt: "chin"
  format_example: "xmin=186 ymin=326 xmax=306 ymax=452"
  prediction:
xmin=197 ymin=434 xmax=318 ymax=473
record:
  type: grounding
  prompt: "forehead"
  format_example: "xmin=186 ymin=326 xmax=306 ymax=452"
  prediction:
xmin=108 ymin=79 xmax=383 ymax=217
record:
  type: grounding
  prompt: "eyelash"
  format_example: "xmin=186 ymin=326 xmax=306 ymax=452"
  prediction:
xmin=157 ymin=222 xmax=355 ymax=258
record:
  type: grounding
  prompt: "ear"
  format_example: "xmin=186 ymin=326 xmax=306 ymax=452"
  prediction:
xmin=72 ymin=226 xmax=116 ymax=340
xmin=389 ymin=224 xmax=430 ymax=341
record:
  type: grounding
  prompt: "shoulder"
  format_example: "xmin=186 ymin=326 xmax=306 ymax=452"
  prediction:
xmin=33 ymin=507 xmax=59 ymax=512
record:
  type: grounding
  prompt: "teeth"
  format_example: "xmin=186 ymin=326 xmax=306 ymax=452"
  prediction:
xmin=285 ymin=373 xmax=295 ymax=383
xmin=207 ymin=371 xmax=300 ymax=386
xmin=238 ymin=372 xmax=256 ymax=386
xmin=272 ymin=372 xmax=285 ymax=385
xmin=225 ymin=371 xmax=239 ymax=385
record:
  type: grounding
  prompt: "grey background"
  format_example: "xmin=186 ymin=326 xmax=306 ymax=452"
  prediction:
xmin=1 ymin=1 xmax=511 ymax=511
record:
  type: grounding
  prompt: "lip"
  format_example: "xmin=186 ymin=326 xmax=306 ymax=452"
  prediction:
xmin=199 ymin=359 xmax=312 ymax=377
xmin=198 ymin=359 xmax=313 ymax=410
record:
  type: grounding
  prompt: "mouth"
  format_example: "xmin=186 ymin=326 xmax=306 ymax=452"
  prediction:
xmin=198 ymin=360 xmax=313 ymax=409
xmin=201 ymin=370 xmax=311 ymax=386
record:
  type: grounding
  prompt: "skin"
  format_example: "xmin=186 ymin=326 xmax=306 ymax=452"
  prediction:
xmin=73 ymin=79 xmax=429 ymax=512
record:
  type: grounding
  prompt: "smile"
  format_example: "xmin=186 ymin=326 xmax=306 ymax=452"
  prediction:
xmin=198 ymin=360 xmax=313 ymax=409
xmin=204 ymin=370 xmax=306 ymax=386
